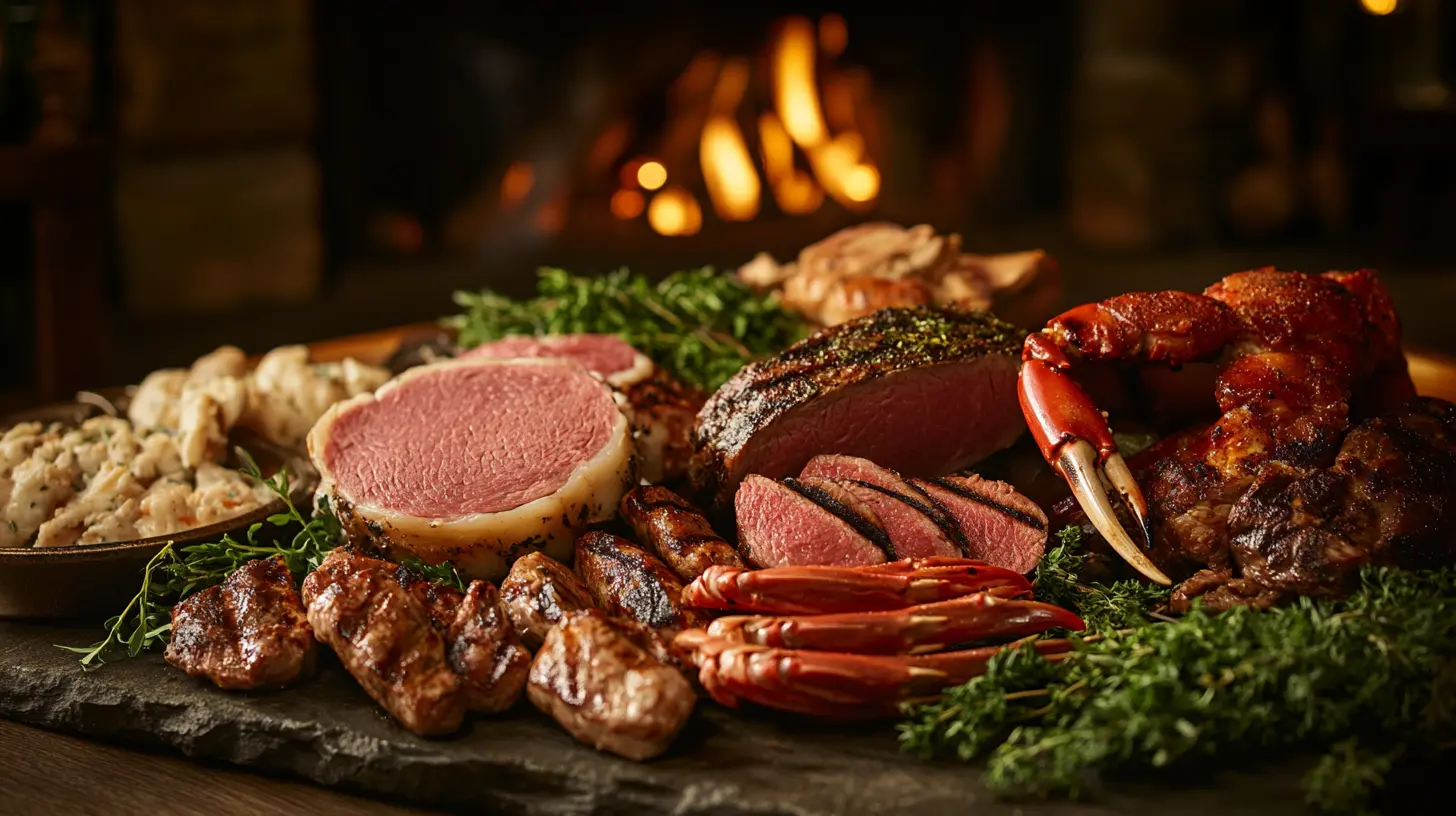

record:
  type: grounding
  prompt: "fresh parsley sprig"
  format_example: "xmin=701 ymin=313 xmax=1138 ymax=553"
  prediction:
xmin=59 ymin=448 xmax=343 ymax=668
xmin=900 ymin=566 xmax=1456 ymax=815
xmin=1032 ymin=526 xmax=1172 ymax=632
xmin=444 ymin=267 xmax=809 ymax=392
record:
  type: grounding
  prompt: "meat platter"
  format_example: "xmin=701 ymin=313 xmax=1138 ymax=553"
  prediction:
xmin=2 ymin=223 xmax=1454 ymax=815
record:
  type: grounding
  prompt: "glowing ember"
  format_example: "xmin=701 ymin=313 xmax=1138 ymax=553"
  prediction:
xmin=647 ymin=186 xmax=703 ymax=236
xmin=637 ymin=161 xmax=668 ymax=191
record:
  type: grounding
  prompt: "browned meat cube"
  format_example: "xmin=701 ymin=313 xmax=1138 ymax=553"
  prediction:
xmin=527 ymin=610 xmax=696 ymax=761
xmin=447 ymin=580 xmax=531 ymax=713
xmin=165 ymin=556 xmax=316 ymax=691
xmin=499 ymin=551 xmax=597 ymax=650
xmin=301 ymin=549 xmax=465 ymax=737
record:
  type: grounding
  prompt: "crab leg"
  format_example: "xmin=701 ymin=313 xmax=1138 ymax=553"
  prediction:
xmin=681 ymin=563 xmax=1033 ymax=616
xmin=705 ymin=590 xmax=1085 ymax=654
xmin=677 ymin=630 xmax=1074 ymax=719
xmin=1020 ymin=333 xmax=1171 ymax=585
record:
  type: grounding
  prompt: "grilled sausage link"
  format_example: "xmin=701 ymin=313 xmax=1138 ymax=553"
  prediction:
xmin=619 ymin=486 xmax=744 ymax=582
xmin=574 ymin=531 xmax=703 ymax=632
xmin=499 ymin=552 xmax=598 ymax=651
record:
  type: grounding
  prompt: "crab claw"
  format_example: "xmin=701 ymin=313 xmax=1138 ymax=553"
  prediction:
xmin=1019 ymin=336 xmax=1171 ymax=585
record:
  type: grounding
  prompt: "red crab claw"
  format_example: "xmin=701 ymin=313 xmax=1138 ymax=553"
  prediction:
xmin=675 ymin=629 xmax=1075 ymax=720
xmin=1019 ymin=333 xmax=1171 ymax=585
xmin=704 ymin=590 xmax=1085 ymax=655
xmin=680 ymin=562 xmax=1033 ymax=616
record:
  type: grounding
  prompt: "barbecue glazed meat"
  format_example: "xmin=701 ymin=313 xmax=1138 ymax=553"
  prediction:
xmin=527 ymin=610 xmax=696 ymax=761
xmin=499 ymin=552 xmax=598 ymax=650
xmin=619 ymin=486 xmax=743 ymax=581
xmin=574 ymin=531 xmax=703 ymax=631
xmin=690 ymin=307 xmax=1025 ymax=510
xmin=1174 ymin=396 xmax=1456 ymax=610
xmin=447 ymin=581 xmax=531 ymax=712
xmin=301 ymin=549 xmax=465 ymax=736
xmin=165 ymin=556 xmax=315 ymax=691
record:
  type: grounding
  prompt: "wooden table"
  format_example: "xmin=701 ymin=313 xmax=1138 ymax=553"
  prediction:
xmin=3 ymin=325 xmax=1455 ymax=815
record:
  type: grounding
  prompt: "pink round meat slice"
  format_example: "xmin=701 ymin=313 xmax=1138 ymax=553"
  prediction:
xmin=911 ymin=474 xmax=1049 ymax=574
xmin=735 ymin=475 xmax=893 ymax=568
xmin=308 ymin=357 xmax=634 ymax=580
xmin=460 ymin=334 xmax=654 ymax=388
xmin=799 ymin=454 xmax=969 ymax=556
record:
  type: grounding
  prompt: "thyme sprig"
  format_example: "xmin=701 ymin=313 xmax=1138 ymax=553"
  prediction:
xmin=444 ymin=267 xmax=809 ymax=392
xmin=1032 ymin=526 xmax=1173 ymax=632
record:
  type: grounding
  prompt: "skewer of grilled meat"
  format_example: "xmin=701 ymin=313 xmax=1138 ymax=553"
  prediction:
xmin=528 ymin=610 xmax=696 ymax=761
xmin=499 ymin=551 xmax=598 ymax=650
xmin=302 ymin=549 xmax=466 ymax=736
xmin=574 ymin=531 xmax=704 ymax=632
xmin=619 ymin=486 xmax=744 ymax=582
xmin=165 ymin=556 xmax=315 ymax=691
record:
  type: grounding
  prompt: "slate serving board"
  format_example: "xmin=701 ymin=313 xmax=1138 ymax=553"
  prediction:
xmin=0 ymin=622 xmax=1354 ymax=816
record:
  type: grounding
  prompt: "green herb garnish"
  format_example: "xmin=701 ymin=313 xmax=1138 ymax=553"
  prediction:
xmin=444 ymin=267 xmax=809 ymax=392
xmin=1032 ymin=525 xmax=1172 ymax=632
xmin=901 ymin=566 xmax=1456 ymax=815
xmin=59 ymin=448 xmax=343 ymax=668
xmin=399 ymin=557 xmax=467 ymax=592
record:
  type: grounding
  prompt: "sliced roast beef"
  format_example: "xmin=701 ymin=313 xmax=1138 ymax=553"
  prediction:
xmin=799 ymin=454 xmax=969 ymax=558
xmin=461 ymin=333 xmax=700 ymax=483
xmin=735 ymin=474 xmax=893 ymax=567
xmin=690 ymin=306 xmax=1025 ymax=510
xmin=308 ymin=357 xmax=634 ymax=581
xmin=912 ymin=474 xmax=1048 ymax=573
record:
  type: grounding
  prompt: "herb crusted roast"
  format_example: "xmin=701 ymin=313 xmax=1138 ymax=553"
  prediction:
xmin=308 ymin=356 xmax=634 ymax=581
xmin=689 ymin=306 xmax=1026 ymax=510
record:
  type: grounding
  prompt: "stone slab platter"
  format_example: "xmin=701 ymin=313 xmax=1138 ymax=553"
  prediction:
xmin=0 ymin=623 xmax=1367 ymax=815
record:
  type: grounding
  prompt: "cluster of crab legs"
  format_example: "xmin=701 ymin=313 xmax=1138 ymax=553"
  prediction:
xmin=673 ymin=558 xmax=1084 ymax=719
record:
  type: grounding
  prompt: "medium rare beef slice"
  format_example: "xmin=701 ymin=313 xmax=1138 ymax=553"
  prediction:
xmin=462 ymin=333 xmax=701 ymax=483
xmin=308 ymin=356 xmax=634 ymax=581
xmin=301 ymin=549 xmax=466 ymax=736
xmin=527 ymin=610 xmax=696 ymax=761
xmin=447 ymin=580 xmax=532 ymax=712
xmin=800 ymin=454 xmax=970 ymax=556
xmin=165 ymin=556 xmax=315 ymax=691
xmin=499 ymin=551 xmax=598 ymax=650
xmin=574 ymin=531 xmax=702 ymax=631
xmin=912 ymin=474 xmax=1048 ymax=573
xmin=734 ymin=474 xmax=894 ymax=568
xmin=690 ymin=306 xmax=1025 ymax=510
xmin=619 ymin=485 xmax=743 ymax=581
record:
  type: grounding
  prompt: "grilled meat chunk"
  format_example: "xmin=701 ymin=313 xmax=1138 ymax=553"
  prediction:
xmin=447 ymin=581 xmax=531 ymax=712
xmin=911 ymin=474 xmax=1049 ymax=573
xmin=301 ymin=549 xmax=465 ymax=736
xmin=574 ymin=531 xmax=702 ymax=631
xmin=165 ymin=556 xmax=315 ymax=691
xmin=393 ymin=563 xmax=465 ymax=631
xmin=735 ymin=475 xmax=894 ymax=567
xmin=499 ymin=551 xmax=598 ymax=650
xmin=1177 ymin=396 xmax=1456 ymax=611
xmin=527 ymin=610 xmax=696 ymax=761
xmin=619 ymin=486 xmax=743 ymax=581
xmin=689 ymin=306 xmax=1025 ymax=510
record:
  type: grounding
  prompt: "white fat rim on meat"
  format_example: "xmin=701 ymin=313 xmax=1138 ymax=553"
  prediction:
xmin=307 ymin=356 xmax=636 ymax=581
xmin=602 ymin=349 xmax=655 ymax=390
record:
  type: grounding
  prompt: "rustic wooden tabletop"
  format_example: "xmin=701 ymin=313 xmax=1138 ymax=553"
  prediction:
xmin=3 ymin=325 xmax=1454 ymax=816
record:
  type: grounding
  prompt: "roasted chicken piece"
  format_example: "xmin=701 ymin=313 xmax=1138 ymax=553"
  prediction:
xmin=527 ymin=610 xmax=696 ymax=761
xmin=618 ymin=486 xmax=743 ymax=582
xmin=574 ymin=531 xmax=704 ymax=632
xmin=165 ymin=556 xmax=315 ymax=691
xmin=1018 ymin=267 xmax=1451 ymax=608
xmin=499 ymin=551 xmax=598 ymax=650
xmin=301 ymin=550 xmax=466 ymax=736
xmin=447 ymin=581 xmax=531 ymax=713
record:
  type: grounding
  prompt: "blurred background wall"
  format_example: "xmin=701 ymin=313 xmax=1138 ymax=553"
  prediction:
xmin=2 ymin=0 xmax=1455 ymax=410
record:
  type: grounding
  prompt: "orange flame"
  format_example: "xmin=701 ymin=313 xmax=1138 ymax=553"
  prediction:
xmin=758 ymin=112 xmax=823 ymax=215
xmin=699 ymin=57 xmax=761 ymax=221
xmin=647 ymin=185 xmax=703 ymax=236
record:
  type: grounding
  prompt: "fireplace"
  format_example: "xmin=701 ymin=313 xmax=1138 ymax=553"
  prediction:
xmin=315 ymin=5 xmax=1075 ymax=282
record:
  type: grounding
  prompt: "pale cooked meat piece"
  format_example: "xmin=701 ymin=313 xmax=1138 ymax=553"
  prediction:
xmin=309 ymin=357 xmax=634 ymax=581
xmin=574 ymin=531 xmax=703 ymax=632
xmin=0 ymin=422 xmax=47 ymax=514
xmin=164 ymin=556 xmax=316 ymax=690
xmin=301 ymin=549 xmax=466 ymax=736
xmin=189 ymin=462 xmax=268 ymax=526
xmin=527 ymin=610 xmax=696 ymax=761
xmin=33 ymin=463 xmax=145 ymax=548
xmin=135 ymin=478 xmax=195 ymax=539
xmin=246 ymin=345 xmax=390 ymax=448
xmin=188 ymin=344 xmax=249 ymax=380
xmin=1 ymin=441 xmax=77 ymax=547
xmin=499 ymin=551 xmax=597 ymax=650
xmin=447 ymin=581 xmax=531 ymax=712
xmin=77 ymin=497 xmax=142 ymax=545
xmin=128 ymin=369 xmax=188 ymax=430
xmin=130 ymin=432 xmax=185 ymax=481
xmin=618 ymin=485 xmax=743 ymax=582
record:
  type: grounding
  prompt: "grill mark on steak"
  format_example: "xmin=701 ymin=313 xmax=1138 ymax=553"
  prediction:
xmin=783 ymin=477 xmax=896 ymax=560
xmin=922 ymin=476 xmax=1047 ymax=531
xmin=574 ymin=531 xmax=701 ymax=631
xmin=798 ymin=454 xmax=972 ymax=556
xmin=851 ymin=479 xmax=970 ymax=558
xmin=619 ymin=486 xmax=744 ymax=582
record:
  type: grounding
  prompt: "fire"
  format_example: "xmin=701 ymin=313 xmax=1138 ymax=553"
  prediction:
xmin=629 ymin=12 xmax=879 ymax=236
